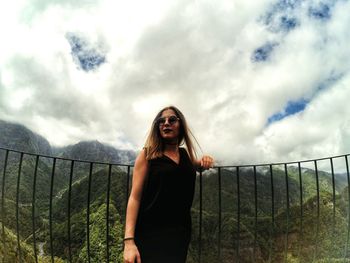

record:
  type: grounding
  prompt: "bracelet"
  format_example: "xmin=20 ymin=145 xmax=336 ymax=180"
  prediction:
xmin=123 ymin=237 xmax=134 ymax=242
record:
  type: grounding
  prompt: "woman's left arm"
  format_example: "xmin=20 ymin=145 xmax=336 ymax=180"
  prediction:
xmin=194 ymin=155 xmax=214 ymax=171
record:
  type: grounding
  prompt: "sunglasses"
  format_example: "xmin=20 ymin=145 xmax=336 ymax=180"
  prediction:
xmin=157 ymin=115 xmax=180 ymax=126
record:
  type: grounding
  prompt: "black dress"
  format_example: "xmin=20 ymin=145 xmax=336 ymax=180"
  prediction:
xmin=135 ymin=147 xmax=196 ymax=263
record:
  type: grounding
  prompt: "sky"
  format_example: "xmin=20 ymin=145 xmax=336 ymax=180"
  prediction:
xmin=0 ymin=0 xmax=350 ymax=166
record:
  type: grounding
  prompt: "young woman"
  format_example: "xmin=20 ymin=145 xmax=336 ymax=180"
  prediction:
xmin=123 ymin=106 xmax=214 ymax=263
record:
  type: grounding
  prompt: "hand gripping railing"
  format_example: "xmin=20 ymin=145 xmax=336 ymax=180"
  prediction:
xmin=1 ymin=146 xmax=350 ymax=263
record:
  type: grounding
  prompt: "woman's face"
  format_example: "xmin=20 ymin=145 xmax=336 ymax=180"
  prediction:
xmin=158 ymin=109 xmax=180 ymax=142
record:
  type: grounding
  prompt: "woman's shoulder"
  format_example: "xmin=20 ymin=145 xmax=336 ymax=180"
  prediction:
xmin=142 ymin=146 xmax=163 ymax=162
xmin=135 ymin=148 xmax=148 ymax=164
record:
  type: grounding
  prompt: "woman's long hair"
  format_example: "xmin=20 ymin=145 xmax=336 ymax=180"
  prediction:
xmin=144 ymin=106 xmax=200 ymax=164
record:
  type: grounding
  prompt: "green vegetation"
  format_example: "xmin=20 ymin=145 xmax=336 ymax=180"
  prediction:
xmin=0 ymin=225 xmax=36 ymax=263
xmin=2 ymin=154 xmax=350 ymax=262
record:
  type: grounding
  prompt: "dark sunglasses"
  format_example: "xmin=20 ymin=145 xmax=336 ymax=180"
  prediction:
xmin=157 ymin=116 xmax=180 ymax=126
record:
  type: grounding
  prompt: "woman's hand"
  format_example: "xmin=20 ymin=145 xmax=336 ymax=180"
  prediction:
xmin=197 ymin=155 xmax=214 ymax=171
xmin=123 ymin=240 xmax=141 ymax=263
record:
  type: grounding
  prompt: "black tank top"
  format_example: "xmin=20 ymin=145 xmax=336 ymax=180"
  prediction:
xmin=135 ymin=147 xmax=196 ymax=234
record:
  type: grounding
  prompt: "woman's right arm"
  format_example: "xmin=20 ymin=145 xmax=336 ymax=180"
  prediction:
xmin=123 ymin=149 xmax=149 ymax=263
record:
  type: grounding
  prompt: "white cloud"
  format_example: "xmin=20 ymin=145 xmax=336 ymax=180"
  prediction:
xmin=0 ymin=0 xmax=349 ymax=166
xmin=255 ymin=74 xmax=350 ymax=162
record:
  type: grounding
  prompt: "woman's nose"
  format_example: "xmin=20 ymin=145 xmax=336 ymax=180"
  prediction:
xmin=163 ymin=117 xmax=171 ymax=125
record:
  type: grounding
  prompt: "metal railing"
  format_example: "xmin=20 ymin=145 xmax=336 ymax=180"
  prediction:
xmin=0 ymin=146 xmax=350 ymax=262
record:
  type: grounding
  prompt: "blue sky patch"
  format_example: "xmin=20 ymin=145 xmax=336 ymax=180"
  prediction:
xmin=316 ymin=72 xmax=343 ymax=93
xmin=263 ymin=14 xmax=299 ymax=33
xmin=280 ymin=16 xmax=298 ymax=31
xmin=275 ymin=0 xmax=302 ymax=10
xmin=66 ymin=33 xmax=106 ymax=71
xmin=262 ymin=0 xmax=301 ymax=33
xmin=252 ymin=42 xmax=278 ymax=62
xmin=309 ymin=3 xmax=331 ymax=20
xmin=268 ymin=99 xmax=309 ymax=124
xmin=267 ymin=72 xmax=342 ymax=125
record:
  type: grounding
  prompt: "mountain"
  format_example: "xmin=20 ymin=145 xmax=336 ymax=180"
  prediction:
xmin=0 ymin=119 xmax=136 ymax=216
xmin=0 ymin=120 xmax=52 ymax=155
xmin=0 ymin=119 xmax=136 ymax=164
xmin=0 ymin=120 xmax=136 ymax=197
xmin=54 ymin=140 xmax=135 ymax=164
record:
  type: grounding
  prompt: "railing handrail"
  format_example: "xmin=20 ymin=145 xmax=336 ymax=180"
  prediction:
xmin=0 ymin=146 xmax=134 ymax=167
xmin=1 ymin=145 xmax=349 ymax=168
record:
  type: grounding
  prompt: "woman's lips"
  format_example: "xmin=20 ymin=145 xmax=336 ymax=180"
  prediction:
xmin=163 ymin=129 xmax=172 ymax=133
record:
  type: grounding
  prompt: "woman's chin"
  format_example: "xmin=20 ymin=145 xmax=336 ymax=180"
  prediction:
xmin=163 ymin=137 xmax=178 ymax=143
xmin=162 ymin=133 xmax=174 ymax=139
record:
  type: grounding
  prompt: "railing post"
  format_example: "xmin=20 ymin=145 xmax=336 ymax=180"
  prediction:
xmin=330 ymin=157 xmax=336 ymax=258
xmin=344 ymin=155 xmax=350 ymax=261
xmin=32 ymin=155 xmax=39 ymax=263
xmin=16 ymin=152 xmax=24 ymax=263
xmin=198 ymin=170 xmax=203 ymax=263
xmin=253 ymin=165 xmax=258 ymax=263
xmin=217 ymin=167 xmax=222 ymax=261
xmin=87 ymin=162 xmax=93 ymax=263
xmin=283 ymin=164 xmax=290 ymax=263
xmin=1 ymin=150 xmax=9 ymax=263
xmin=66 ymin=160 xmax=74 ymax=263
xmin=297 ymin=162 xmax=304 ymax=260
xmin=236 ymin=166 xmax=240 ymax=263
xmin=313 ymin=160 xmax=320 ymax=262
xmin=49 ymin=158 xmax=57 ymax=263
xmin=106 ymin=164 xmax=112 ymax=263
xmin=268 ymin=164 xmax=274 ymax=263
xmin=125 ymin=166 xmax=131 ymax=219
